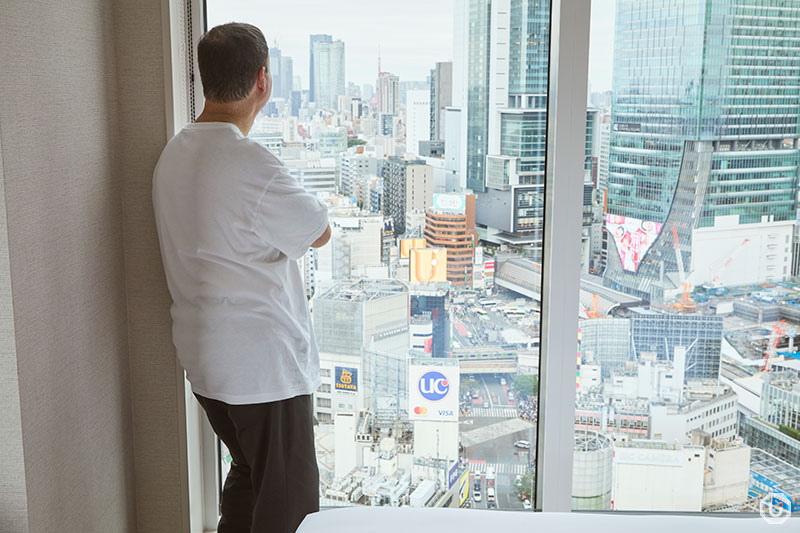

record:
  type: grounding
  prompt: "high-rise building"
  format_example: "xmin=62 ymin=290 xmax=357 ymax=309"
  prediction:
xmin=377 ymin=72 xmax=400 ymax=115
xmin=740 ymin=372 xmax=800 ymax=466
xmin=424 ymin=194 xmax=478 ymax=286
xmin=309 ymin=34 xmax=332 ymax=103
xmin=604 ymin=0 xmax=800 ymax=296
xmin=312 ymin=39 xmax=345 ymax=110
xmin=761 ymin=371 xmax=800 ymax=430
xmin=455 ymin=0 xmax=551 ymax=248
xmin=279 ymin=55 xmax=293 ymax=99
xmin=312 ymin=279 xmax=409 ymax=356
xmin=405 ymin=90 xmax=430 ymax=156
xmin=629 ymin=308 xmax=723 ymax=382
xmin=597 ymin=121 xmax=611 ymax=192
xmin=430 ymin=62 xmax=453 ymax=142
xmin=382 ymin=157 xmax=434 ymax=236
xmin=339 ymin=153 xmax=373 ymax=198
xmin=269 ymin=46 xmax=284 ymax=99
xmin=580 ymin=318 xmax=632 ymax=378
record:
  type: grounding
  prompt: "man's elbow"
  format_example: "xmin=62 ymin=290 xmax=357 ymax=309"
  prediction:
xmin=311 ymin=224 xmax=331 ymax=248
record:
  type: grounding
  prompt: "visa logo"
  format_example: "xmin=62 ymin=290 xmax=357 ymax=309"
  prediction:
xmin=438 ymin=410 xmax=454 ymax=416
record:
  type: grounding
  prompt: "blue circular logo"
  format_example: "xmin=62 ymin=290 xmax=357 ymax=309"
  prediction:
xmin=418 ymin=371 xmax=450 ymax=402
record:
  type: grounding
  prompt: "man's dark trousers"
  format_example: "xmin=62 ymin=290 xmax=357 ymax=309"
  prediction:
xmin=194 ymin=393 xmax=319 ymax=533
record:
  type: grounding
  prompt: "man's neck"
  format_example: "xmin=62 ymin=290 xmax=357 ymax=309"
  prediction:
xmin=195 ymin=104 xmax=255 ymax=136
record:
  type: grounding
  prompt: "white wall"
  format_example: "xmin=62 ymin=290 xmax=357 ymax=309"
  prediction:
xmin=691 ymin=216 xmax=794 ymax=286
xmin=406 ymin=90 xmax=431 ymax=156
xmin=413 ymin=420 xmax=459 ymax=461
xmin=487 ymin=0 xmax=511 ymax=157
xmin=612 ymin=445 xmax=705 ymax=511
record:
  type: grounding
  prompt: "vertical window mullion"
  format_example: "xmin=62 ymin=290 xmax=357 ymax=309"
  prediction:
xmin=535 ymin=0 xmax=591 ymax=513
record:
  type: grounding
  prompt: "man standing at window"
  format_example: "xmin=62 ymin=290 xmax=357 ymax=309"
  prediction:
xmin=153 ymin=23 xmax=330 ymax=533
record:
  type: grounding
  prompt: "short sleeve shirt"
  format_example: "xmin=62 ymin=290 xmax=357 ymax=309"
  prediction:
xmin=153 ymin=122 xmax=327 ymax=404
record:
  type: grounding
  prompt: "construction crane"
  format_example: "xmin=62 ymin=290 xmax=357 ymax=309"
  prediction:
xmin=762 ymin=320 xmax=787 ymax=373
xmin=586 ymin=293 xmax=603 ymax=319
xmin=670 ymin=226 xmax=696 ymax=313
xmin=710 ymin=238 xmax=750 ymax=287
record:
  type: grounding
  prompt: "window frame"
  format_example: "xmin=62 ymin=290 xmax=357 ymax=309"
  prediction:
xmin=165 ymin=0 xmax=797 ymax=526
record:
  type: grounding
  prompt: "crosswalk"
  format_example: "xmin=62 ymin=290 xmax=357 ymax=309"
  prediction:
xmin=468 ymin=461 xmax=530 ymax=476
xmin=466 ymin=406 xmax=518 ymax=418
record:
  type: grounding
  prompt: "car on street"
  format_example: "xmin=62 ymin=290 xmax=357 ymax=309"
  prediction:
xmin=483 ymin=401 xmax=489 ymax=408
xmin=514 ymin=440 xmax=530 ymax=449
xmin=514 ymin=475 xmax=522 ymax=486
xmin=522 ymin=499 xmax=532 ymax=510
xmin=500 ymin=378 xmax=507 ymax=386
xmin=473 ymin=491 xmax=482 ymax=502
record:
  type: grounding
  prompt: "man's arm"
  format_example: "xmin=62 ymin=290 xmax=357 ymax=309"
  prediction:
xmin=311 ymin=224 xmax=331 ymax=248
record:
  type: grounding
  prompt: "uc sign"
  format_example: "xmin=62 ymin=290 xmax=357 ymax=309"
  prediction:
xmin=418 ymin=371 xmax=449 ymax=401
xmin=334 ymin=366 xmax=358 ymax=393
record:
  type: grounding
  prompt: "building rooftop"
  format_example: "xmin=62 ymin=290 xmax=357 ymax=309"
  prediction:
xmin=764 ymin=371 xmax=800 ymax=394
xmin=750 ymin=448 xmax=800 ymax=497
xmin=315 ymin=278 xmax=408 ymax=302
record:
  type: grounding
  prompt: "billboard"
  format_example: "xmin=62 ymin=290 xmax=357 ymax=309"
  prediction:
xmin=605 ymin=214 xmax=662 ymax=273
xmin=474 ymin=246 xmax=484 ymax=266
xmin=410 ymin=248 xmax=448 ymax=283
xmin=408 ymin=364 xmax=459 ymax=421
xmin=448 ymin=461 xmax=459 ymax=489
xmin=432 ymin=193 xmax=466 ymax=214
xmin=400 ymin=238 xmax=427 ymax=259
xmin=613 ymin=122 xmax=641 ymax=133
xmin=458 ymin=470 xmax=470 ymax=507
xmin=334 ymin=366 xmax=358 ymax=394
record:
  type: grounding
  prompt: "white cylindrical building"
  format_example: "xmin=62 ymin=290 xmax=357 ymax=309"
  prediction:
xmin=572 ymin=430 xmax=613 ymax=510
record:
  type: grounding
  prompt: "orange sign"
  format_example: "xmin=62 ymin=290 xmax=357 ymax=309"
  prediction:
xmin=400 ymin=238 xmax=427 ymax=259
xmin=410 ymin=248 xmax=447 ymax=282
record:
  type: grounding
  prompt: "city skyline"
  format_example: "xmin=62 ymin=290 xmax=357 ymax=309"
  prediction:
xmin=207 ymin=0 xmax=616 ymax=93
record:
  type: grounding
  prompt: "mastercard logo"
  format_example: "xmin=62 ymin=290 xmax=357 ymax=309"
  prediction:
xmin=413 ymin=406 xmax=428 ymax=415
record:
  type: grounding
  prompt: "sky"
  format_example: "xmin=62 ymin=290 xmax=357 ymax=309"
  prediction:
xmin=207 ymin=0 xmax=615 ymax=92
xmin=207 ymin=0 xmax=454 ymax=90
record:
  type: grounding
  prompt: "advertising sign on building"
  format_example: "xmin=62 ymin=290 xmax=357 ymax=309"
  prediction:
xmin=605 ymin=214 xmax=663 ymax=272
xmin=458 ymin=470 xmax=470 ymax=507
xmin=400 ymin=238 xmax=427 ymax=259
xmin=408 ymin=363 xmax=459 ymax=421
xmin=432 ymin=193 xmax=466 ymax=214
xmin=448 ymin=461 xmax=459 ymax=489
xmin=613 ymin=122 xmax=641 ymax=133
xmin=410 ymin=248 xmax=448 ymax=283
xmin=334 ymin=366 xmax=358 ymax=394
xmin=474 ymin=246 xmax=484 ymax=265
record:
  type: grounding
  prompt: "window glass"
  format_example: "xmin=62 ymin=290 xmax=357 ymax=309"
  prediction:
xmin=206 ymin=0 xmax=550 ymax=511
xmin=575 ymin=0 xmax=800 ymax=515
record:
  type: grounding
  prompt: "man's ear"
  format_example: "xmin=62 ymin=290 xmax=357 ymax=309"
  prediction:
xmin=257 ymin=66 xmax=268 ymax=91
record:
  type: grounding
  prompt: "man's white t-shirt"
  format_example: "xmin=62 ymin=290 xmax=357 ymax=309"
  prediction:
xmin=153 ymin=121 xmax=327 ymax=404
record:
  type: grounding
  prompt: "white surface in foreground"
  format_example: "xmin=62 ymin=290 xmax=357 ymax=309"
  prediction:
xmin=298 ymin=506 xmax=796 ymax=532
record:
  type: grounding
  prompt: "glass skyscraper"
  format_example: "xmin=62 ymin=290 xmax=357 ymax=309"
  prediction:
xmin=309 ymin=34 xmax=332 ymax=103
xmin=465 ymin=0 xmax=492 ymax=192
xmin=605 ymin=0 xmax=800 ymax=294
xmin=312 ymin=39 xmax=345 ymax=110
xmin=464 ymin=0 xmax=551 ymax=250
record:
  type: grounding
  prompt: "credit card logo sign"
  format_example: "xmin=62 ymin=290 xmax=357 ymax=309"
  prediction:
xmin=413 ymin=406 xmax=428 ymax=415
xmin=418 ymin=371 xmax=449 ymax=402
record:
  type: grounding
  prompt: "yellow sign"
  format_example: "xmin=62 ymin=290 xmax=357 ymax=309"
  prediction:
xmin=400 ymin=238 xmax=427 ymax=259
xmin=458 ymin=469 xmax=470 ymax=507
xmin=410 ymin=248 xmax=447 ymax=283
xmin=334 ymin=366 xmax=358 ymax=393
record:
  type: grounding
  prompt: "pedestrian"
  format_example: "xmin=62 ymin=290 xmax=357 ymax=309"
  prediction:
xmin=153 ymin=22 xmax=331 ymax=533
